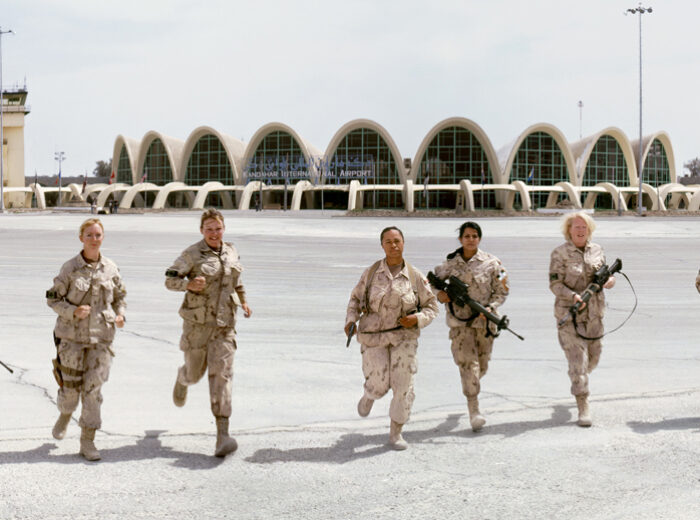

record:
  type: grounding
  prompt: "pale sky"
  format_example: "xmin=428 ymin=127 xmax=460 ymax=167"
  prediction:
xmin=4 ymin=0 xmax=699 ymax=178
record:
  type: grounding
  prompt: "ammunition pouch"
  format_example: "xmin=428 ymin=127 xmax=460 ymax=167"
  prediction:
xmin=52 ymin=334 xmax=83 ymax=389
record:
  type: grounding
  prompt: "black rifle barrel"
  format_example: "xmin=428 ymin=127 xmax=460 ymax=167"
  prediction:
xmin=0 ymin=359 xmax=14 ymax=374
xmin=428 ymin=272 xmax=524 ymax=341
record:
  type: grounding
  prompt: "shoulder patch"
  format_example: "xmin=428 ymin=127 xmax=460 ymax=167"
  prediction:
xmin=165 ymin=269 xmax=180 ymax=278
xmin=46 ymin=289 xmax=58 ymax=299
xmin=549 ymin=273 xmax=558 ymax=281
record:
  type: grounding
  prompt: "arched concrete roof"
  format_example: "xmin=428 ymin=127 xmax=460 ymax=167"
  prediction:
xmin=411 ymin=117 xmax=499 ymax=183
xmin=499 ymin=123 xmax=577 ymax=184
xmin=323 ymin=119 xmax=408 ymax=183
xmin=630 ymin=131 xmax=677 ymax=185
xmin=242 ymin=122 xmax=321 ymax=182
xmin=111 ymin=135 xmax=141 ymax=184
xmin=570 ymin=127 xmax=637 ymax=186
xmin=179 ymin=126 xmax=246 ymax=185
xmin=135 ymin=131 xmax=185 ymax=182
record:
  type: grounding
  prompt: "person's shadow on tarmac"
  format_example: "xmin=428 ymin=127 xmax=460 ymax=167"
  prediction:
xmin=627 ymin=417 xmax=700 ymax=434
xmin=0 ymin=430 xmax=223 ymax=470
xmin=245 ymin=404 xmax=574 ymax=465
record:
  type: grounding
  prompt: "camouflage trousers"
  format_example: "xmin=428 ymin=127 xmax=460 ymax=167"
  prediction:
xmin=360 ymin=339 xmax=417 ymax=424
xmin=557 ymin=318 xmax=603 ymax=396
xmin=56 ymin=340 xmax=113 ymax=430
xmin=449 ymin=326 xmax=494 ymax=398
xmin=177 ymin=321 xmax=237 ymax=418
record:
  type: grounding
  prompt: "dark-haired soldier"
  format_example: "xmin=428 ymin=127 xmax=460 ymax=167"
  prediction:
xmin=432 ymin=222 xmax=509 ymax=432
xmin=345 ymin=226 xmax=438 ymax=450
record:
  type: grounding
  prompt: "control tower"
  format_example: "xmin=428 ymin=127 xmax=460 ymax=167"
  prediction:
xmin=2 ymin=82 xmax=30 ymax=207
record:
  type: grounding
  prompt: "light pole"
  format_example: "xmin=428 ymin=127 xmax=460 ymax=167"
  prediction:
xmin=55 ymin=151 xmax=66 ymax=206
xmin=577 ymin=100 xmax=583 ymax=139
xmin=626 ymin=3 xmax=652 ymax=215
xmin=0 ymin=27 xmax=15 ymax=213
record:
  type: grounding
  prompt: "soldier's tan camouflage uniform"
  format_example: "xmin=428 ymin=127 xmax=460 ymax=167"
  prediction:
xmin=549 ymin=239 xmax=606 ymax=398
xmin=346 ymin=259 xmax=438 ymax=426
xmin=166 ymin=239 xmax=246 ymax=419
xmin=46 ymin=254 xmax=126 ymax=431
xmin=433 ymin=248 xmax=509 ymax=430
xmin=696 ymin=270 xmax=699 ymax=293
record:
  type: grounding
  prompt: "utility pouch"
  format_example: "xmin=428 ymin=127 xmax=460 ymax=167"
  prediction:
xmin=52 ymin=357 xmax=64 ymax=388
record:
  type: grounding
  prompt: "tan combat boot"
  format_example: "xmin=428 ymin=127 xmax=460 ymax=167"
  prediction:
xmin=576 ymin=395 xmax=592 ymax=427
xmin=357 ymin=395 xmax=374 ymax=417
xmin=52 ymin=413 xmax=72 ymax=440
xmin=389 ymin=420 xmax=408 ymax=451
xmin=467 ymin=396 xmax=486 ymax=432
xmin=79 ymin=427 xmax=101 ymax=461
xmin=173 ymin=379 xmax=187 ymax=407
xmin=214 ymin=416 xmax=238 ymax=458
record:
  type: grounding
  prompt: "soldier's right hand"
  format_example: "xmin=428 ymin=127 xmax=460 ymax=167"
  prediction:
xmin=573 ymin=294 xmax=586 ymax=310
xmin=344 ymin=322 xmax=355 ymax=336
xmin=74 ymin=305 xmax=91 ymax=320
xmin=187 ymin=276 xmax=206 ymax=293
xmin=437 ymin=290 xmax=451 ymax=304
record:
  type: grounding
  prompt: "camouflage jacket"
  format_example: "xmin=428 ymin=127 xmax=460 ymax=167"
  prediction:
xmin=433 ymin=248 xmax=509 ymax=329
xmin=696 ymin=270 xmax=700 ymax=293
xmin=166 ymin=240 xmax=246 ymax=328
xmin=549 ymin=240 xmax=606 ymax=322
xmin=346 ymin=258 xmax=438 ymax=348
xmin=47 ymin=253 xmax=127 ymax=344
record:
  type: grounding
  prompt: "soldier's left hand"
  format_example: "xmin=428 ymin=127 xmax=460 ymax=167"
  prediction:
xmin=603 ymin=276 xmax=616 ymax=289
xmin=242 ymin=303 xmax=252 ymax=318
xmin=399 ymin=314 xmax=418 ymax=328
xmin=115 ymin=315 xmax=125 ymax=328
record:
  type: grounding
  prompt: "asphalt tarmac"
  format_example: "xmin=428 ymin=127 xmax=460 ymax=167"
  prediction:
xmin=1 ymin=211 xmax=698 ymax=519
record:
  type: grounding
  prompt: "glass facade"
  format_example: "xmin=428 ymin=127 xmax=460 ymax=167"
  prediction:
xmin=246 ymin=131 xmax=309 ymax=185
xmin=183 ymin=134 xmax=234 ymax=208
xmin=116 ymin=146 xmax=132 ymax=184
xmin=142 ymin=138 xmax=173 ymax=186
xmin=641 ymin=138 xmax=671 ymax=187
xmin=416 ymin=126 xmax=493 ymax=209
xmin=184 ymin=134 xmax=234 ymax=186
xmin=582 ymin=135 xmax=628 ymax=209
xmin=510 ymin=132 xmax=569 ymax=209
xmin=327 ymin=128 xmax=401 ymax=209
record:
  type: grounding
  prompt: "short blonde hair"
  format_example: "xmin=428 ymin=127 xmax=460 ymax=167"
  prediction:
xmin=561 ymin=211 xmax=596 ymax=240
xmin=79 ymin=218 xmax=104 ymax=237
xmin=200 ymin=208 xmax=224 ymax=229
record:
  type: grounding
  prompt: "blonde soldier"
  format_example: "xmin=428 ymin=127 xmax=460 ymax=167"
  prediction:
xmin=165 ymin=209 xmax=251 ymax=458
xmin=345 ymin=226 xmax=438 ymax=450
xmin=432 ymin=222 xmax=509 ymax=432
xmin=550 ymin=212 xmax=615 ymax=427
xmin=46 ymin=218 xmax=126 ymax=461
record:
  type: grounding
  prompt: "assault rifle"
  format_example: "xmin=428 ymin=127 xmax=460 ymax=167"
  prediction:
xmin=0 ymin=359 xmax=13 ymax=374
xmin=558 ymin=258 xmax=623 ymax=327
xmin=427 ymin=272 xmax=524 ymax=341
xmin=345 ymin=323 xmax=356 ymax=348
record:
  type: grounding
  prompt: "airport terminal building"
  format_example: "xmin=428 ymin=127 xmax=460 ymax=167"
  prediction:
xmin=14 ymin=116 xmax=700 ymax=212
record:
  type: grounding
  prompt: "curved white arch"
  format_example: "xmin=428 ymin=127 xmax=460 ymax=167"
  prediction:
xmin=581 ymin=183 xmax=627 ymax=211
xmin=179 ymin=126 xmax=246 ymax=185
xmin=412 ymin=117 xmax=500 ymax=183
xmin=242 ymin=122 xmax=321 ymax=183
xmin=30 ymin=183 xmax=46 ymax=209
xmin=116 ymin=183 xmax=162 ymax=209
xmin=631 ymin=131 xmax=677 ymax=185
xmin=570 ymin=127 xmax=637 ymax=186
xmin=135 ymin=131 xmax=185 ymax=183
xmin=499 ymin=123 xmax=577 ymax=185
xmin=111 ymin=135 xmax=141 ymax=184
xmin=96 ymin=183 xmax=130 ymax=207
xmin=152 ymin=181 xmax=190 ymax=209
xmin=552 ymin=181 xmax=582 ymax=208
xmin=191 ymin=181 xmax=235 ymax=210
xmin=323 ymin=119 xmax=407 ymax=184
